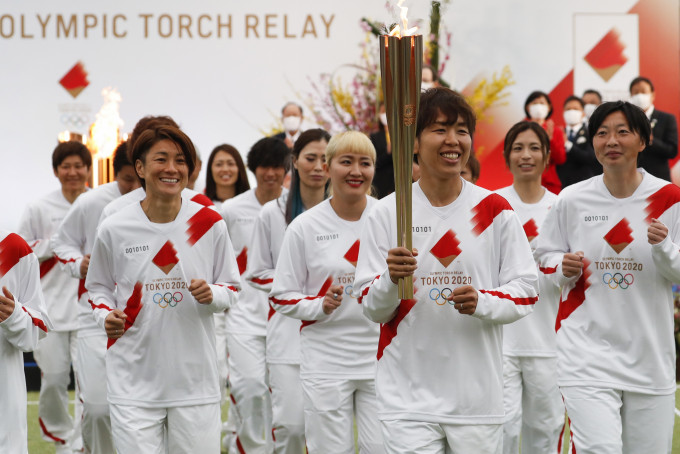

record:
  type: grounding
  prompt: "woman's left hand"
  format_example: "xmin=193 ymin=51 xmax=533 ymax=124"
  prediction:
xmin=189 ymin=279 xmax=213 ymax=304
xmin=648 ymin=218 xmax=668 ymax=245
xmin=447 ymin=285 xmax=478 ymax=315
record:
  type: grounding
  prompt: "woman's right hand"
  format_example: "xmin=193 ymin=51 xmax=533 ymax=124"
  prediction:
xmin=386 ymin=247 xmax=418 ymax=284
xmin=562 ymin=251 xmax=584 ymax=278
xmin=105 ymin=309 xmax=127 ymax=339
xmin=322 ymin=285 xmax=344 ymax=315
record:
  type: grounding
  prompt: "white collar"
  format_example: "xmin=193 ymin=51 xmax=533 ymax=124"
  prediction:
xmin=286 ymin=130 xmax=302 ymax=142
xmin=645 ymin=105 xmax=655 ymax=120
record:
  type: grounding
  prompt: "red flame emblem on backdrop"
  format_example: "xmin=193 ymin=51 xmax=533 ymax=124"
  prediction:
xmin=59 ymin=62 xmax=90 ymax=98
xmin=584 ymin=28 xmax=628 ymax=82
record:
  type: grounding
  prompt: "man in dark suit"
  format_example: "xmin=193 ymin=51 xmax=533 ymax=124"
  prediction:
xmin=369 ymin=103 xmax=395 ymax=198
xmin=557 ymin=95 xmax=601 ymax=188
xmin=273 ymin=102 xmax=304 ymax=149
xmin=629 ymin=76 xmax=679 ymax=181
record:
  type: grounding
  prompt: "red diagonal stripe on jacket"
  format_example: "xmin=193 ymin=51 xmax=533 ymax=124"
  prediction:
xmin=251 ymin=277 xmax=274 ymax=285
xmin=78 ymin=278 xmax=87 ymax=300
xmin=191 ymin=193 xmax=214 ymax=207
xmin=0 ymin=233 xmax=32 ymax=277
xmin=55 ymin=254 xmax=77 ymax=264
xmin=22 ymin=306 xmax=48 ymax=333
xmin=107 ymin=282 xmax=143 ymax=349
xmin=300 ymin=277 xmax=335 ymax=331
xmin=377 ymin=298 xmax=417 ymax=360
xmin=555 ymin=259 xmax=591 ymax=332
xmin=645 ymin=184 xmax=680 ymax=223
xmin=236 ymin=248 xmax=248 ymax=276
xmin=39 ymin=257 xmax=58 ymax=279
xmin=270 ymin=277 xmax=334 ymax=306
xmin=186 ymin=206 xmax=222 ymax=245
xmin=471 ymin=193 xmax=513 ymax=236
xmin=89 ymin=299 xmax=112 ymax=311
xmin=357 ymin=275 xmax=381 ymax=305
xmin=478 ymin=289 xmax=537 ymax=306
xmin=539 ymin=265 xmax=558 ymax=275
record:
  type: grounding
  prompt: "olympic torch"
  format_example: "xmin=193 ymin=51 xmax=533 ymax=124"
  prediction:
xmin=379 ymin=19 xmax=422 ymax=299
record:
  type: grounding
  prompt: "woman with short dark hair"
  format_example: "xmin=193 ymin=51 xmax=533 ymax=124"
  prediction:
xmin=497 ymin=121 xmax=565 ymax=454
xmin=536 ymin=101 xmax=680 ymax=453
xmin=87 ymin=124 xmax=241 ymax=453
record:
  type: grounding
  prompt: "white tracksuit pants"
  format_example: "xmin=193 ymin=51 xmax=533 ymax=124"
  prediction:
xmin=502 ymin=355 xmax=565 ymax=454
xmin=33 ymin=330 xmax=83 ymax=451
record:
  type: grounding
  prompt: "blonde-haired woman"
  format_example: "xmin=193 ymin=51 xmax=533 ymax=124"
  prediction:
xmin=270 ymin=131 xmax=383 ymax=453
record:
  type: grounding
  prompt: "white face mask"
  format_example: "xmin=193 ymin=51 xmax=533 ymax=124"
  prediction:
xmin=283 ymin=116 xmax=302 ymax=133
xmin=583 ymin=103 xmax=597 ymax=120
xmin=421 ymin=82 xmax=434 ymax=92
xmin=563 ymin=109 xmax=584 ymax=126
xmin=379 ymin=112 xmax=388 ymax=126
xmin=630 ymin=93 xmax=652 ymax=111
xmin=528 ymin=103 xmax=549 ymax=121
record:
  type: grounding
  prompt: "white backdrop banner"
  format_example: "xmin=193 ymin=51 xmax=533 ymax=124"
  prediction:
xmin=1 ymin=0 xmax=678 ymax=231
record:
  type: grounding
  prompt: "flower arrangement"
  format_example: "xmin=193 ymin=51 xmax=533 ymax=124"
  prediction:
xmin=465 ymin=66 xmax=515 ymax=124
xmin=277 ymin=1 xmax=514 ymax=135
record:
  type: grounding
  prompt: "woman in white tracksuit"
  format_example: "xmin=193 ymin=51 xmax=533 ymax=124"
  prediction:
xmin=269 ymin=131 xmax=383 ymax=453
xmin=87 ymin=124 xmax=240 ymax=453
xmin=247 ymin=128 xmax=330 ymax=454
xmin=496 ymin=121 xmax=566 ymax=454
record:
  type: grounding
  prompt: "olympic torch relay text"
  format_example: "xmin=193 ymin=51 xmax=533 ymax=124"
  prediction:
xmin=0 ymin=12 xmax=335 ymax=40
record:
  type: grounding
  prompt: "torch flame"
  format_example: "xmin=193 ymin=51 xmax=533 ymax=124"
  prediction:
xmin=87 ymin=87 xmax=123 ymax=160
xmin=389 ymin=0 xmax=418 ymax=37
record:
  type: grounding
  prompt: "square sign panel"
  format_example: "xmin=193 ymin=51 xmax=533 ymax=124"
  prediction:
xmin=574 ymin=14 xmax=639 ymax=102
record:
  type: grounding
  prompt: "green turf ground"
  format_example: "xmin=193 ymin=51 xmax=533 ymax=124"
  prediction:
xmin=26 ymin=390 xmax=680 ymax=453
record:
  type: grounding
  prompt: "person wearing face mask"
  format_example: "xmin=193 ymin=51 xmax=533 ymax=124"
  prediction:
xmin=523 ymin=91 xmax=566 ymax=194
xmin=629 ymin=76 xmax=679 ymax=181
xmin=370 ymin=103 xmax=395 ymax=198
xmin=582 ymin=89 xmax=602 ymax=121
xmin=273 ymin=102 xmax=305 ymax=149
xmin=421 ymin=64 xmax=440 ymax=92
xmin=557 ymin=96 xmax=602 ymax=189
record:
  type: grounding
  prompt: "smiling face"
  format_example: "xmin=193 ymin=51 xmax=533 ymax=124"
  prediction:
xmin=508 ymin=129 xmax=549 ymax=183
xmin=254 ymin=165 xmax=286 ymax=193
xmin=135 ymin=139 xmax=188 ymax=200
xmin=326 ymin=151 xmax=374 ymax=200
xmin=54 ymin=154 xmax=89 ymax=194
xmin=592 ymin=110 xmax=645 ymax=172
xmin=415 ymin=113 xmax=472 ymax=183
xmin=211 ymin=150 xmax=240 ymax=191
xmin=295 ymin=140 xmax=328 ymax=190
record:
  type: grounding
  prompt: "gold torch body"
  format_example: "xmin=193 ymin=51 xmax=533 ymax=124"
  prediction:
xmin=379 ymin=34 xmax=422 ymax=299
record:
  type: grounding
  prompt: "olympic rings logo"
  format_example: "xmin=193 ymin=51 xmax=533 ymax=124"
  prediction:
xmin=59 ymin=114 xmax=90 ymax=128
xmin=602 ymin=273 xmax=634 ymax=290
xmin=153 ymin=292 xmax=183 ymax=308
xmin=429 ymin=287 xmax=454 ymax=306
